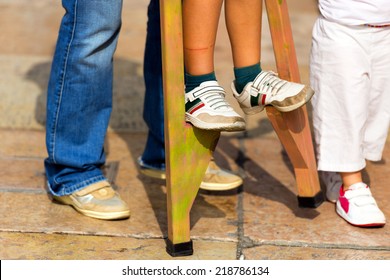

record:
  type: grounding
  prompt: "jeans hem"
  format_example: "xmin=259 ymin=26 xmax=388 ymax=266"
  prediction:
xmin=48 ymin=175 xmax=107 ymax=196
xmin=138 ymin=156 xmax=165 ymax=171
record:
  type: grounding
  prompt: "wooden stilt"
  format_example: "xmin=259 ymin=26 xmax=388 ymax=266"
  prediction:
xmin=264 ymin=0 xmax=323 ymax=207
xmin=159 ymin=0 xmax=220 ymax=257
xmin=160 ymin=0 xmax=323 ymax=257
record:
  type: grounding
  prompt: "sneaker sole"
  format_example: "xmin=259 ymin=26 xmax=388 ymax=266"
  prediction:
xmin=53 ymin=196 xmax=131 ymax=220
xmin=139 ymin=167 xmax=166 ymax=180
xmin=74 ymin=208 xmax=130 ymax=220
xmin=241 ymin=105 xmax=265 ymax=115
xmin=336 ymin=205 xmax=386 ymax=228
xmin=185 ymin=113 xmax=246 ymax=131
xmin=327 ymin=198 xmax=337 ymax=204
xmin=138 ymin=163 xmax=242 ymax=191
xmin=200 ymin=180 xmax=242 ymax=191
xmin=271 ymin=87 xmax=314 ymax=112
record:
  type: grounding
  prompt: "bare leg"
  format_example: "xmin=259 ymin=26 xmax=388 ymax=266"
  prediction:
xmin=183 ymin=0 xmax=223 ymax=75
xmin=225 ymin=0 xmax=262 ymax=67
xmin=340 ymin=171 xmax=363 ymax=190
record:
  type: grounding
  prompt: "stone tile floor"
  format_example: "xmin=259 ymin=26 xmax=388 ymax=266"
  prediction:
xmin=1 ymin=0 xmax=390 ymax=261
xmin=1 ymin=129 xmax=389 ymax=260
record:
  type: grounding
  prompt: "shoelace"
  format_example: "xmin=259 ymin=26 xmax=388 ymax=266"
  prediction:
xmin=195 ymin=85 xmax=231 ymax=110
xmin=254 ymin=71 xmax=288 ymax=96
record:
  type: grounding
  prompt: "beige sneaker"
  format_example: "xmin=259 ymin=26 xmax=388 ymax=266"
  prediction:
xmin=200 ymin=159 xmax=243 ymax=191
xmin=53 ymin=181 xmax=130 ymax=220
xmin=137 ymin=157 xmax=243 ymax=191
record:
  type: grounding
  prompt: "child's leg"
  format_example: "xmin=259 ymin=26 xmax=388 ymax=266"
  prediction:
xmin=362 ymin=27 xmax=390 ymax=162
xmin=225 ymin=0 xmax=262 ymax=94
xmin=225 ymin=0 xmax=261 ymax=68
xmin=183 ymin=0 xmax=223 ymax=75
xmin=311 ymin=18 xmax=368 ymax=173
xmin=182 ymin=0 xmax=245 ymax=131
xmin=340 ymin=171 xmax=362 ymax=190
xmin=225 ymin=0 xmax=313 ymax=113
xmin=310 ymin=18 xmax=385 ymax=227
xmin=336 ymin=27 xmax=390 ymax=227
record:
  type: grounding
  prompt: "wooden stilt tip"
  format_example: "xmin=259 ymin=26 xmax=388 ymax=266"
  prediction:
xmin=297 ymin=191 xmax=324 ymax=208
xmin=165 ymin=239 xmax=193 ymax=257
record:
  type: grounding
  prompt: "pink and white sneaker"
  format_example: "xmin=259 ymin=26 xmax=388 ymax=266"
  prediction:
xmin=336 ymin=182 xmax=386 ymax=227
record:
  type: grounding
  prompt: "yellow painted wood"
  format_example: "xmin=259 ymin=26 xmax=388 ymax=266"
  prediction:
xmin=264 ymin=0 xmax=320 ymax=197
xmin=160 ymin=0 xmax=220 ymax=245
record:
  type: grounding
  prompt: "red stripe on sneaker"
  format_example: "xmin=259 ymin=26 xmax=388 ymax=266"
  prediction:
xmin=189 ymin=103 xmax=205 ymax=114
xmin=261 ymin=94 xmax=267 ymax=105
xmin=339 ymin=186 xmax=349 ymax=213
xmin=339 ymin=196 xmax=349 ymax=213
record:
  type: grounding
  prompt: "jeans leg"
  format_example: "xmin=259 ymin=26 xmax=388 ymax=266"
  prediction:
xmin=141 ymin=0 xmax=165 ymax=170
xmin=45 ymin=0 xmax=123 ymax=196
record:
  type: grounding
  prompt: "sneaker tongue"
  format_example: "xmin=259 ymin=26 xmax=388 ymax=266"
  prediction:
xmin=348 ymin=182 xmax=367 ymax=191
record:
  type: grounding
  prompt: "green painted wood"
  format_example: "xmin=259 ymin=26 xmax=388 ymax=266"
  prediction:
xmin=160 ymin=0 xmax=220 ymax=245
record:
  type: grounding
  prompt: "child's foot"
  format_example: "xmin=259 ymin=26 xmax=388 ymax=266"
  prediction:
xmin=185 ymin=81 xmax=245 ymax=131
xmin=336 ymin=182 xmax=386 ymax=227
xmin=231 ymin=70 xmax=314 ymax=114
xmin=320 ymin=171 xmax=342 ymax=203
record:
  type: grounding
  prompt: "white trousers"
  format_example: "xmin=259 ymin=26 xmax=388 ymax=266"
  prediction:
xmin=310 ymin=16 xmax=390 ymax=172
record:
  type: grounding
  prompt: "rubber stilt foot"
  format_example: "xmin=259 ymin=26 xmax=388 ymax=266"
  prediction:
xmin=166 ymin=239 xmax=193 ymax=257
xmin=297 ymin=191 xmax=324 ymax=208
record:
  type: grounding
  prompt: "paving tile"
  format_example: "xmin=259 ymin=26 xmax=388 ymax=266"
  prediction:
xmin=0 ymin=0 xmax=148 ymax=59
xmin=0 ymin=129 xmax=46 ymax=158
xmin=0 ymin=0 xmax=149 ymax=132
xmin=0 ymin=1 xmax=62 ymax=56
xmin=242 ymin=245 xmax=390 ymax=260
xmin=0 ymin=158 xmax=45 ymax=192
xmin=241 ymin=136 xmax=390 ymax=248
xmin=0 ymin=130 xmax=239 ymax=245
xmin=2 ymin=0 xmax=390 ymax=262
xmin=0 ymin=232 xmax=236 ymax=260
xmin=0 ymin=55 xmax=48 ymax=130
xmin=0 ymin=54 xmax=148 ymax=131
xmin=1 ymin=0 xmax=316 ymax=132
xmin=109 ymin=132 xmax=240 ymax=241
xmin=0 ymin=172 xmax=238 ymax=242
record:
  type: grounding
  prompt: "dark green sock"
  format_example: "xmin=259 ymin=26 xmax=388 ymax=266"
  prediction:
xmin=233 ymin=63 xmax=262 ymax=93
xmin=185 ymin=72 xmax=216 ymax=93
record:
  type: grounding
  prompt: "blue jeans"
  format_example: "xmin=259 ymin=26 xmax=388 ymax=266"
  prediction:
xmin=45 ymin=0 xmax=123 ymax=196
xmin=140 ymin=0 xmax=166 ymax=171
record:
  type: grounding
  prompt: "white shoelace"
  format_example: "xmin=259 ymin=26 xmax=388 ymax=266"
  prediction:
xmin=191 ymin=84 xmax=231 ymax=110
xmin=253 ymin=71 xmax=288 ymax=96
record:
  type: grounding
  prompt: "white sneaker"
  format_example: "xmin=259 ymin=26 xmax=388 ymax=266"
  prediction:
xmin=336 ymin=182 xmax=386 ymax=227
xmin=185 ymin=81 xmax=245 ymax=131
xmin=231 ymin=70 xmax=314 ymax=114
xmin=320 ymin=171 xmax=342 ymax=203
